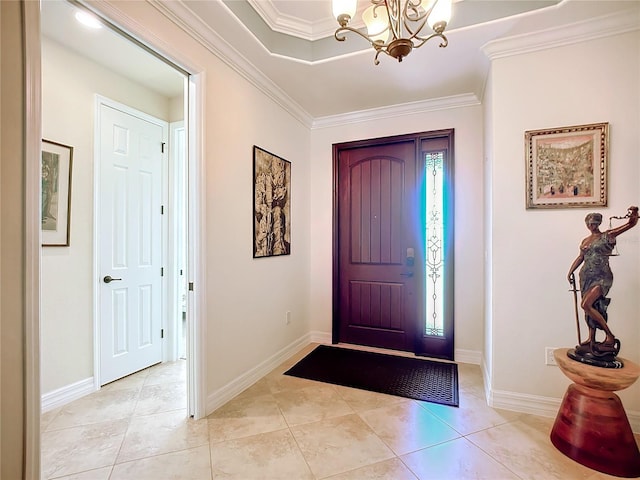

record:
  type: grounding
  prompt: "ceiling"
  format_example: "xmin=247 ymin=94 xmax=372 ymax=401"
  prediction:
xmin=41 ymin=0 xmax=638 ymax=120
xmin=41 ymin=0 xmax=186 ymax=98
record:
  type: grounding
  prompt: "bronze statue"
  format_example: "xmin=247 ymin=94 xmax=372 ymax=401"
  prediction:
xmin=567 ymin=205 xmax=638 ymax=366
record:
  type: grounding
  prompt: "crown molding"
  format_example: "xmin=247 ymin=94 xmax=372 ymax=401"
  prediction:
xmin=149 ymin=1 xmax=480 ymax=129
xmin=246 ymin=0 xmax=338 ymax=41
xmin=97 ymin=1 xmax=636 ymax=130
xmin=150 ymin=1 xmax=314 ymax=128
xmin=311 ymin=93 xmax=481 ymax=129
xmin=483 ymin=7 xmax=639 ymax=60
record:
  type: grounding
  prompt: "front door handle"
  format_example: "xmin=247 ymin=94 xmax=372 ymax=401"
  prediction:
xmin=406 ymin=247 xmax=415 ymax=266
xmin=103 ymin=275 xmax=122 ymax=284
xmin=400 ymin=272 xmax=414 ymax=277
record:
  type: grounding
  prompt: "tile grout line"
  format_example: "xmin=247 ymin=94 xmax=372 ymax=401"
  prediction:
xmin=107 ymin=374 xmax=145 ymax=478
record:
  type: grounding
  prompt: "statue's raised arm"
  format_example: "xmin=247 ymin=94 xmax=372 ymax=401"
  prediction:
xmin=608 ymin=206 xmax=639 ymax=238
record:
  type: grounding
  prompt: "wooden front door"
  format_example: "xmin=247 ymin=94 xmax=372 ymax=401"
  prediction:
xmin=334 ymin=138 xmax=420 ymax=351
xmin=333 ymin=131 xmax=454 ymax=359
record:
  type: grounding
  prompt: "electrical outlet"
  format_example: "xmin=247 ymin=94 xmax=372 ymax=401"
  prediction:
xmin=285 ymin=311 xmax=291 ymax=325
xmin=545 ymin=347 xmax=557 ymax=366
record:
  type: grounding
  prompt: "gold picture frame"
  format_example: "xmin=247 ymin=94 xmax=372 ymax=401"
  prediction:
xmin=525 ymin=122 xmax=608 ymax=209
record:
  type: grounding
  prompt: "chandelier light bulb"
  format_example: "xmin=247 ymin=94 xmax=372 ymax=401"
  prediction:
xmin=332 ymin=0 xmax=358 ymax=26
xmin=419 ymin=0 xmax=436 ymax=13
xmin=362 ymin=5 xmax=390 ymax=44
xmin=428 ymin=0 xmax=451 ymax=31
xmin=333 ymin=0 xmax=452 ymax=64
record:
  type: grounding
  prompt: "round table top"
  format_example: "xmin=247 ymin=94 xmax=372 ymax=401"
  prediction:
xmin=554 ymin=348 xmax=640 ymax=391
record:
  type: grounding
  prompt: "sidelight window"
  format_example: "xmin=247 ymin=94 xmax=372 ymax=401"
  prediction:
xmin=424 ymin=151 xmax=445 ymax=337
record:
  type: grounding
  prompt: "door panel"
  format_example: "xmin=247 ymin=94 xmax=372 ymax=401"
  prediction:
xmin=112 ymin=288 xmax=127 ymax=355
xmin=100 ymin=103 xmax=164 ymax=385
xmin=337 ymin=141 xmax=419 ymax=351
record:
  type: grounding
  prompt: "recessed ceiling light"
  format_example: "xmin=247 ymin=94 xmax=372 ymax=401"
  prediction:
xmin=74 ymin=11 xmax=102 ymax=29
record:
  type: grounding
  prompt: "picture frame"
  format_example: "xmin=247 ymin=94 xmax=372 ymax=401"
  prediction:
xmin=253 ymin=145 xmax=291 ymax=258
xmin=525 ymin=122 xmax=608 ymax=209
xmin=41 ymin=139 xmax=73 ymax=246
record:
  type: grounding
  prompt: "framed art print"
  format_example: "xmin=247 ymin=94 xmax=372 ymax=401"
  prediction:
xmin=525 ymin=122 xmax=608 ymax=209
xmin=253 ymin=145 xmax=291 ymax=258
xmin=41 ymin=139 xmax=73 ymax=246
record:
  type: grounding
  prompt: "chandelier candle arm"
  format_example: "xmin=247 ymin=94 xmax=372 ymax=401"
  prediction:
xmin=332 ymin=0 xmax=452 ymax=64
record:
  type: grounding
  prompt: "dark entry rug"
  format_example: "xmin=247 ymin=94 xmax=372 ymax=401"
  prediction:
xmin=284 ymin=345 xmax=459 ymax=407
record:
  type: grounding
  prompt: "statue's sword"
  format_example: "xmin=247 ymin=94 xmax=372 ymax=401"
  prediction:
xmin=569 ymin=273 xmax=581 ymax=344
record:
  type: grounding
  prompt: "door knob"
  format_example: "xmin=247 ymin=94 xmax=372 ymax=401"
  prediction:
xmin=103 ymin=275 xmax=122 ymax=283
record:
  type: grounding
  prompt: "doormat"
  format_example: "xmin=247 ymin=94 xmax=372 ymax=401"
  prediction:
xmin=284 ymin=345 xmax=459 ymax=407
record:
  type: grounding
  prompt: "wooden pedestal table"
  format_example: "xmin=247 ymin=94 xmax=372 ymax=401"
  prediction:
xmin=550 ymin=348 xmax=640 ymax=478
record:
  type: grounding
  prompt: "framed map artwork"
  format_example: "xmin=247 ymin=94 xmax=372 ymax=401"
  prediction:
xmin=525 ymin=122 xmax=608 ymax=209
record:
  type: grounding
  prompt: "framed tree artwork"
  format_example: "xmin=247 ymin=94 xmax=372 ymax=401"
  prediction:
xmin=41 ymin=139 xmax=73 ymax=246
xmin=525 ymin=122 xmax=608 ymax=209
xmin=253 ymin=145 xmax=291 ymax=258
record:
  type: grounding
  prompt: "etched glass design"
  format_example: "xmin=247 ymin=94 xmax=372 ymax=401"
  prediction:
xmin=425 ymin=152 xmax=445 ymax=337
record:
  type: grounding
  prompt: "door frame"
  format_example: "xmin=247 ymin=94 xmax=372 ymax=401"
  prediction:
xmin=168 ymin=120 xmax=187 ymax=362
xmin=93 ymin=95 xmax=169 ymax=387
xmin=332 ymin=130 xmax=455 ymax=358
xmin=24 ymin=3 xmax=207 ymax=477
xmin=25 ymin=2 xmax=43 ymax=477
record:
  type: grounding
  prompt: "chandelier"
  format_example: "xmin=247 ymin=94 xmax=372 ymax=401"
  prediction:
xmin=332 ymin=0 xmax=452 ymax=64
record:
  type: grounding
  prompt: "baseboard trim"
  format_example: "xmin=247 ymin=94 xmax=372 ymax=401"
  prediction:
xmin=41 ymin=377 xmax=96 ymax=413
xmin=488 ymin=387 xmax=640 ymax=434
xmin=308 ymin=330 xmax=331 ymax=344
xmin=205 ymin=333 xmax=329 ymax=415
xmin=488 ymin=388 xmax=560 ymax=419
xmin=455 ymin=348 xmax=482 ymax=365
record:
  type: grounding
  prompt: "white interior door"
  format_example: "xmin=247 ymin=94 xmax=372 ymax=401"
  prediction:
xmin=99 ymin=101 xmax=166 ymax=385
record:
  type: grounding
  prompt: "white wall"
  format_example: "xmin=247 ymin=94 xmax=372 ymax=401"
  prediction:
xmin=201 ymin=57 xmax=311 ymax=390
xmin=486 ymin=30 xmax=640 ymax=413
xmin=41 ymin=39 xmax=174 ymax=394
xmin=309 ymin=103 xmax=486 ymax=359
xmin=169 ymin=95 xmax=184 ymax=122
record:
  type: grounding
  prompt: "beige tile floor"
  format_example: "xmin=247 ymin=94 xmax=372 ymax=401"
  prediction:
xmin=40 ymin=343 xmax=638 ymax=480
